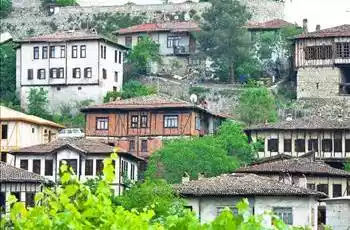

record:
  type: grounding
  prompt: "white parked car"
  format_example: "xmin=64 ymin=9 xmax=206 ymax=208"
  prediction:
xmin=58 ymin=128 xmax=85 ymax=139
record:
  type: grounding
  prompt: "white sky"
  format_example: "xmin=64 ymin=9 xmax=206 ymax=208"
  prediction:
xmin=284 ymin=0 xmax=350 ymax=31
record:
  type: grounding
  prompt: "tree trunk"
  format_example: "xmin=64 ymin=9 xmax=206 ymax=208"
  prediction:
xmin=229 ymin=62 xmax=235 ymax=83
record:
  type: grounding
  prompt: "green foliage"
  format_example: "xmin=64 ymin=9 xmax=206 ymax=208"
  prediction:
xmin=127 ymin=36 xmax=161 ymax=76
xmin=146 ymin=121 xmax=256 ymax=183
xmin=197 ymin=0 xmax=251 ymax=82
xmin=344 ymin=160 xmax=350 ymax=172
xmin=122 ymin=80 xmax=157 ymax=99
xmin=27 ymin=88 xmax=51 ymax=120
xmin=0 ymin=41 xmax=17 ymax=104
xmin=56 ymin=0 xmax=77 ymax=6
xmin=189 ymin=86 xmax=210 ymax=95
xmin=103 ymin=91 xmax=122 ymax=103
xmin=0 ymin=0 xmax=12 ymax=18
xmin=238 ymin=87 xmax=278 ymax=125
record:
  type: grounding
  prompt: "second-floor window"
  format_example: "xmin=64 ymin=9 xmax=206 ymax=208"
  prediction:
xmin=308 ymin=139 xmax=318 ymax=151
xmin=129 ymin=140 xmax=135 ymax=152
xmin=317 ymin=184 xmax=329 ymax=195
xmin=73 ymin=68 xmax=81 ymax=78
xmin=140 ymin=115 xmax=148 ymax=128
xmin=27 ymin=69 xmax=33 ymax=80
xmin=96 ymin=117 xmax=108 ymax=130
xmin=45 ymin=160 xmax=53 ymax=176
xmin=164 ymin=115 xmax=178 ymax=128
xmin=119 ymin=51 xmax=122 ymax=64
xmin=305 ymin=46 xmax=332 ymax=60
xmin=268 ymin=139 xmax=278 ymax=152
xmin=37 ymin=69 xmax=46 ymax=79
xmin=125 ymin=36 xmax=132 ymax=47
xmin=322 ymin=139 xmax=332 ymax=152
xmin=102 ymin=68 xmax=107 ymax=79
xmin=333 ymin=184 xmax=342 ymax=197
xmin=72 ymin=45 xmax=78 ymax=58
xmin=85 ymin=159 xmax=93 ymax=176
xmin=84 ymin=67 xmax=92 ymax=78
xmin=131 ymin=115 xmax=138 ymax=128
xmin=294 ymin=139 xmax=305 ymax=152
xmin=284 ymin=139 xmax=291 ymax=152
xmin=336 ymin=42 xmax=350 ymax=58
xmin=42 ymin=46 xmax=48 ymax=59
xmin=80 ymin=45 xmax=86 ymax=58
xmin=49 ymin=46 xmax=55 ymax=58
xmin=33 ymin=159 xmax=41 ymax=175
xmin=167 ymin=36 xmax=180 ymax=48
xmin=20 ymin=159 xmax=28 ymax=170
xmin=115 ymin=50 xmax=118 ymax=63
xmin=101 ymin=45 xmax=106 ymax=59
xmin=33 ymin=47 xmax=39 ymax=59
xmin=60 ymin=46 xmax=65 ymax=58
xmin=141 ymin=140 xmax=148 ymax=152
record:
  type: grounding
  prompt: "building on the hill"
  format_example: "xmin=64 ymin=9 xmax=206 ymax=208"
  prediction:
xmin=81 ymin=94 xmax=227 ymax=158
xmin=16 ymin=30 xmax=128 ymax=113
xmin=244 ymin=116 xmax=350 ymax=164
xmin=0 ymin=161 xmax=49 ymax=213
xmin=293 ymin=24 xmax=350 ymax=99
xmin=114 ymin=21 xmax=202 ymax=76
xmin=322 ymin=196 xmax=350 ymax=230
xmin=0 ymin=106 xmax=63 ymax=164
xmin=247 ymin=19 xmax=295 ymax=42
xmin=10 ymin=138 xmax=144 ymax=195
xmin=175 ymin=173 xmax=326 ymax=229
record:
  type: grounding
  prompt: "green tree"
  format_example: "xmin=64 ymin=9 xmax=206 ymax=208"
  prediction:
xmin=122 ymin=80 xmax=156 ymax=99
xmin=197 ymin=0 xmax=251 ymax=83
xmin=0 ymin=41 xmax=18 ymax=105
xmin=127 ymin=36 xmax=161 ymax=76
xmin=117 ymin=179 xmax=185 ymax=220
xmin=344 ymin=160 xmax=350 ymax=172
xmin=27 ymin=88 xmax=51 ymax=120
xmin=237 ymin=87 xmax=277 ymax=126
xmin=0 ymin=0 xmax=12 ymax=18
xmin=56 ymin=0 xmax=76 ymax=6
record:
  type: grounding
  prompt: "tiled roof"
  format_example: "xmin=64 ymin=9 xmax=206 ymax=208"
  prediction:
xmin=236 ymin=157 xmax=350 ymax=177
xmin=0 ymin=106 xmax=64 ymax=129
xmin=11 ymin=138 xmax=144 ymax=161
xmin=115 ymin=21 xmax=199 ymax=35
xmin=19 ymin=30 xmax=128 ymax=49
xmin=175 ymin=173 xmax=326 ymax=197
xmin=246 ymin=19 xmax=294 ymax=30
xmin=246 ymin=117 xmax=350 ymax=131
xmin=0 ymin=161 xmax=46 ymax=183
xmin=295 ymin=24 xmax=350 ymax=39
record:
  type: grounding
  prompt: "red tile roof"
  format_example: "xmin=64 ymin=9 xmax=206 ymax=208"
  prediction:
xmin=295 ymin=24 xmax=350 ymax=39
xmin=246 ymin=19 xmax=295 ymax=30
xmin=115 ymin=21 xmax=199 ymax=35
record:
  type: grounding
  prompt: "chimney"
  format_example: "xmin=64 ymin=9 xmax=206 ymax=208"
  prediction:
xmin=302 ymin=18 xmax=308 ymax=32
xmin=316 ymin=24 xmax=321 ymax=32
xmin=182 ymin=172 xmax=190 ymax=184
xmin=198 ymin=172 xmax=205 ymax=180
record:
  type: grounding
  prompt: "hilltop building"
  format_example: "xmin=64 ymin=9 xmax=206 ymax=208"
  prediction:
xmin=0 ymin=106 xmax=63 ymax=164
xmin=16 ymin=30 xmax=127 ymax=113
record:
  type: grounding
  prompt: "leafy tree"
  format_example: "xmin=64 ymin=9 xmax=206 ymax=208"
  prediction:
xmin=127 ymin=36 xmax=161 ymax=76
xmin=27 ymin=88 xmax=51 ymax=120
xmin=0 ymin=41 xmax=17 ymax=104
xmin=55 ymin=0 xmax=77 ymax=6
xmin=0 ymin=0 xmax=12 ymax=18
xmin=197 ymin=0 xmax=251 ymax=83
xmin=237 ymin=87 xmax=278 ymax=126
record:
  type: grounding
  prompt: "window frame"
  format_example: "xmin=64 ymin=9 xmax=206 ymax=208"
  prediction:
xmin=119 ymin=51 xmax=122 ymax=64
xmin=84 ymin=67 xmax=92 ymax=78
xmin=284 ymin=139 xmax=292 ymax=152
xmin=32 ymin=159 xmax=41 ymax=175
xmin=308 ymin=139 xmax=319 ymax=152
xmin=267 ymin=139 xmax=279 ymax=152
xmin=49 ymin=68 xmax=58 ymax=79
xmin=58 ymin=67 xmax=64 ymax=79
xmin=141 ymin=140 xmax=148 ymax=152
xmin=60 ymin=45 xmax=65 ymax=58
xmin=131 ymin=115 xmax=139 ymax=128
xmin=317 ymin=184 xmax=329 ymax=195
xmin=37 ymin=69 xmax=46 ymax=80
xmin=114 ymin=71 xmax=118 ymax=82
xmin=96 ymin=159 xmax=104 ymax=176
xmin=102 ymin=68 xmax=107 ymax=79
xmin=61 ymin=159 xmax=78 ymax=174
xmin=80 ymin=45 xmax=86 ymax=58
xmin=20 ymin=159 xmax=28 ymax=170
xmin=130 ymin=164 xmax=135 ymax=180
xmin=1 ymin=124 xmax=8 ymax=140
xmin=44 ymin=159 xmax=53 ymax=176
xmin=273 ymin=207 xmax=293 ymax=225
xmin=33 ymin=47 xmax=39 ymax=59
xmin=115 ymin=50 xmax=118 ymax=63
xmin=27 ymin=69 xmax=34 ymax=80
xmin=140 ymin=115 xmax=148 ymax=128
xmin=42 ymin=46 xmax=48 ymax=59
xmin=25 ymin=192 xmax=36 ymax=207
xmin=294 ymin=139 xmax=306 ymax=153
xmin=85 ymin=159 xmax=93 ymax=176
xmin=125 ymin=36 xmax=132 ymax=47
xmin=164 ymin=115 xmax=178 ymax=128
xmin=167 ymin=35 xmax=181 ymax=48
xmin=72 ymin=68 xmax=81 ymax=79
xmin=72 ymin=45 xmax=78 ymax=58
xmin=49 ymin=46 xmax=55 ymax=58
xmin=195 ymin=116 xmax=201 ymax=130
xmin=129 ymin=140 xmax=135 ymax=152
xmin=96 ymin=117 xmax=109 ymax=130
xmin=322 ymin=139 xmax=333 ymax=152
xmin=332 ymin=184 xmax=342 ymax=197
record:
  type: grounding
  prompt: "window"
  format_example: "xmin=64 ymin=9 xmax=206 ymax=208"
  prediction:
xmin=164 ymin=115 xmax=178 ymax=128
xmin=95 ymin=159 xmax=104 ymax=175
xmin=131 ymin=164 xmax=135 ymax=180
xmin=335 ymin=42 xmax=350 ymax=58
xmin=25 ymin=192 xmax=35 ymax=207
xmin=33 ymin=47 xmax=39 ymax=59
xmin=42 ymin=46 xmax=48 ymax=59
xmin=129 ymin=140 xmax=135 ymax=152
xmin=268 ymin=139 xmax=278 ymax=152
xmin=96 ymin=117 xmax=108 ymax=130
xmin=32 ymin=127 xmax=35 ymax=133
xmin=32 ymin=159 xmax=41 ymax=175
xmin=60 ymin=46 xmax=65 ymax=58
xmin=72 ymin=45 xmax=78 ymax=58
xmin=322 ymin=139 xmax=332 ymax=152
xmin=80 ymin=45 xmax=86 ymax=58
xmin=140 ymin=115 xmax=148 ymax=128
xmin=49 ymin=68 xmax=57 ymax=78
xmin=284 ymin=139 xmax=291 ymax=152
xmin=334 ymin=138 xmax=342 ymax=152
xmin=114 ymin=72 xmax=118 ymax=82
xmin=113 ymin=86 xmax=117 ymax=92
xmin=121 ymin=160 xmax=128 ymax=177
xmin=317 ymin=184 xmax=329 ymax=195
xmin=195 ymin=116 xmax=201 ymax=130
xmin=115 ymin=50 xmax=118 ymax=63
xmin=294 ymin=139 xmax=305 ymax=152
xmin=308 ymin=139 xmax=318 ymax=151
xmin=58 ymin=68 xmax=64 ymax=78
xmin=1 ymin=124 xmax=8 ymax=139
xmin=49 ymin=46 xmax=55 ymax=58
xmin=217 ymin=206 xmax=238 ymax=216
xmin=305 ymin=46 xmax=332 ymax=60
xmin=20 ymin=159 xmax=28 ymax=170
xmin=346 ymin=139 xmax=350 ymax=152
xmin=141 ymin=140 xmax=148 ymax=152
xmin=27 ymin=69 xmax=34 ymax=80
xmin=73 ymin=68 xmax=81 ymax=78
xmin=61 ymin=159 xmax=77 ymax=174
xmin=102 ymin=68 xmax=107 ymax=79
xmin=167 ymin=36 xmax=181 ymax=48
xmin=85 ymin=159 xmax=93 ymax=176
xmin=119 ymin=51 xmax=122 ymax=64
xmin=125 ymin=36 xmax=132 ymax=47
xmin=273 ymin=207 xmax=293 ymax=225
xmin=333 ymin=184 xmax=342 ymax=197
xmin=37 ymin=69 xmax=46 ymax=80
xmin=307 ymin=183 xmax=315 ymax=190
xmin=104 ymin=46 xmax=106 ymax=59
xmin=131 ymin=115 xmax=138 ymax=128
xmin=84 ymin=67 xmax=92 ymax=78
xmin=45 ymin=160 xmax=53 ymax=176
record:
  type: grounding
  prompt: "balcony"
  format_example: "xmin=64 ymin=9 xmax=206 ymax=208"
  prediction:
xmin=173 ymin=46 xmax=192 ymax=56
